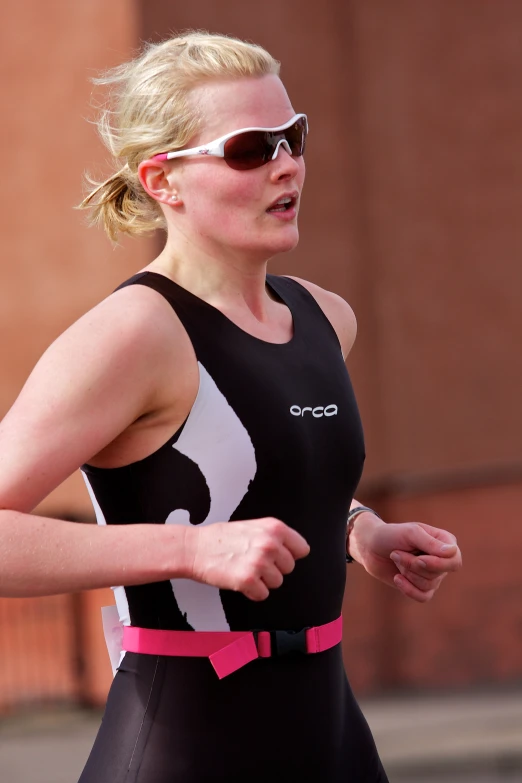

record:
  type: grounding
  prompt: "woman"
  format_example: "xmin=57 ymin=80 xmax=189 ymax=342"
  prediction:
xmin=0 ymin=32 xmax=461 ymax=782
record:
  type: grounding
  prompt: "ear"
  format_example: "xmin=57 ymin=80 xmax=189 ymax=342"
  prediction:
xmin=137 ymin=160 xmax=183 ymax=206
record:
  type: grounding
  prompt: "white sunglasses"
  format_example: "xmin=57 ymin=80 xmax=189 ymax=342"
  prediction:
xmin=152 ymin=113 xmax=308 ymax=171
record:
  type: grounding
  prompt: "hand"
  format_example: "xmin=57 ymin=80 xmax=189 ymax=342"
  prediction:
xmin=352 ymin=515 xmax=462 ymax=603
xmin=185 ymin=518 xmax=310 ymax=601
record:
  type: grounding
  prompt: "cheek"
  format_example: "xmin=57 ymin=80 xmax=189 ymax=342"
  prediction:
xmin=299 ymin=158 xmax=306 ymax=185
xmin=212 ymin=168 xmax=264 ymax=207
xmin=187 ymin=168 xmax=264 ymax=227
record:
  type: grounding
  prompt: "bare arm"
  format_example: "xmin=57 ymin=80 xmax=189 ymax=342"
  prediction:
xmin=0 ymin=511 xmax=192 ymax=596
xmin=0 ymin=285 xmax=192 ymax=596
xmin=0 ymin=285 xmax=309 ymax=599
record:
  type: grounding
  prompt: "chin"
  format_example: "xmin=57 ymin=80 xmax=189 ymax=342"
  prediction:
xmin=237 ymin=226 xmax=299 ymax=261
xmin=265 ymin=226 xmax=300 ymax=255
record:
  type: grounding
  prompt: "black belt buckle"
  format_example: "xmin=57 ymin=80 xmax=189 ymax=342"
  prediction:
xmin=270 ymin=627 xmax=310 ymax=656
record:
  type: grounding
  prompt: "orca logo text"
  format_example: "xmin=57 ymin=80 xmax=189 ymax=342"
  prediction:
xmin=290 ymin=405 xmax=338 ymax=418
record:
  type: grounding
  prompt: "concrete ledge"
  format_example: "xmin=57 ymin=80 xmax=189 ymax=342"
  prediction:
xmin=361 ymin=689 xmax=522 ymax=778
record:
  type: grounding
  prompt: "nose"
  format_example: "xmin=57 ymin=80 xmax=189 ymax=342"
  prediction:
xmin=269 ymin=140 xmax=302 ymax=179
xmin=270 ymin=139 xmax=293 ymax=159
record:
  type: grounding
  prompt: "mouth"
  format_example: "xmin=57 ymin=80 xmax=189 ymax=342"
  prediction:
xmin=266 ymin=192 xmax=299 ymax=214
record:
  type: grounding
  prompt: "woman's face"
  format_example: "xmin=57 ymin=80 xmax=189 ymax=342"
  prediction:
xmin=169 ymin=74 xmax=306 ymax=262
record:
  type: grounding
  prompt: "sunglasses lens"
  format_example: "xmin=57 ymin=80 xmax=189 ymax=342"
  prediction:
xmin=224 ymin=131 xmax=269 ymax=171
xmin=283 ymin=117 xmax=307 ymax=156
xmin=223 ymin=117 xmax=307 ymax=171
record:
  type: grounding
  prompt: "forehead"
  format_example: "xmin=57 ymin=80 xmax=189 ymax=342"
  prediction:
xmin=190 ymin=74 xmax=296 ymax=140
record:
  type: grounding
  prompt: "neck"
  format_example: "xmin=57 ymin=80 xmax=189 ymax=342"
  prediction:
xmin=145 ymin=232 xmax=277 ymax=321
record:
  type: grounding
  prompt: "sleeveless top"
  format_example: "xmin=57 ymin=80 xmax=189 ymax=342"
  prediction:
xmin=81 ymin=271 xmax=365 ymax=635
xmin=77 ymin=273 xmax=390 ymax=783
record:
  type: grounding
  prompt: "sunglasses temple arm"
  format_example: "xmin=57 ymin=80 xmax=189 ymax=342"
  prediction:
xmin=153 ymin=144 xmax=223 ymax=162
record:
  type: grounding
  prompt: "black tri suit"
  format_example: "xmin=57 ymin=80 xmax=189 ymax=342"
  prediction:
xmin=79 ymin=272 xmax=388 ymax=783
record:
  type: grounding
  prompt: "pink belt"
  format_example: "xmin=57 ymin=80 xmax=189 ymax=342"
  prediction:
xmin=122 ymin=615 xmax=343 ymax=679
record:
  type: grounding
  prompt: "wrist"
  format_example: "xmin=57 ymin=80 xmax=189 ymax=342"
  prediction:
xmin=155 ymin=523 xmax=199 ymax=581
xmin=179 ymin=525 xmax=199 ymax=580
xmin=346 ymin=507 xmax=384 ymax=564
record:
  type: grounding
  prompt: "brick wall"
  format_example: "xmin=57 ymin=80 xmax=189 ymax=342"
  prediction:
xmin=0 ymin=0 xmax=521 ymax=708
xmin=343 ymin=480 xmax=522 ymax=695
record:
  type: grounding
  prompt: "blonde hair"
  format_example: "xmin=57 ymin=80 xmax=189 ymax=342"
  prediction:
xmin=78 ymin=31 xmax=280 ymax=241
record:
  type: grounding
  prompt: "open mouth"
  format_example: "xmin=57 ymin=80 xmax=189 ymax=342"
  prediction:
xmin=266 ymin=195 xmax=297 ymax=213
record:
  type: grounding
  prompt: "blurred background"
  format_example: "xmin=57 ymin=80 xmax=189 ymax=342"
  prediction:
xmin=1 ymin=0 xmax=521 ymax=781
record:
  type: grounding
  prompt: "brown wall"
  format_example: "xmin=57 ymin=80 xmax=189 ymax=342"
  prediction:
xmin=0 ymin=0 xmax=154 ymax=519
xmin=341 ymin=0 xmax=522 ymax=486
xmin=343 ymin=482 xmax=522 ymax=694
xmin=0 ymin=0 xmax=152 ymax=708
xmin=0 ymin=0 xmax=521 ymax=705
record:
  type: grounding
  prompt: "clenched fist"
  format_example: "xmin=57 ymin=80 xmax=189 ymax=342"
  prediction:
xmin=183 ymin=517 xmax=310 ymax=601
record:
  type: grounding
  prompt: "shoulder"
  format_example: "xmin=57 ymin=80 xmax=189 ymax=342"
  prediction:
xmin=86 ymin=278 xmax=181 ymax=338
xmin=25 ymin=279 xmax=190 ymax=430
xmin=61 ymin=279 xmax=187 ymax=366
xmin=0 ymin=281 xmax=191 ymax=511
xmin=283 ymin=276 xmax=357 ymax=359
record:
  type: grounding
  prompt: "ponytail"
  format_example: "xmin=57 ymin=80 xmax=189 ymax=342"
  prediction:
xmin=78 ymin=165 xmax=164 ymax=242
